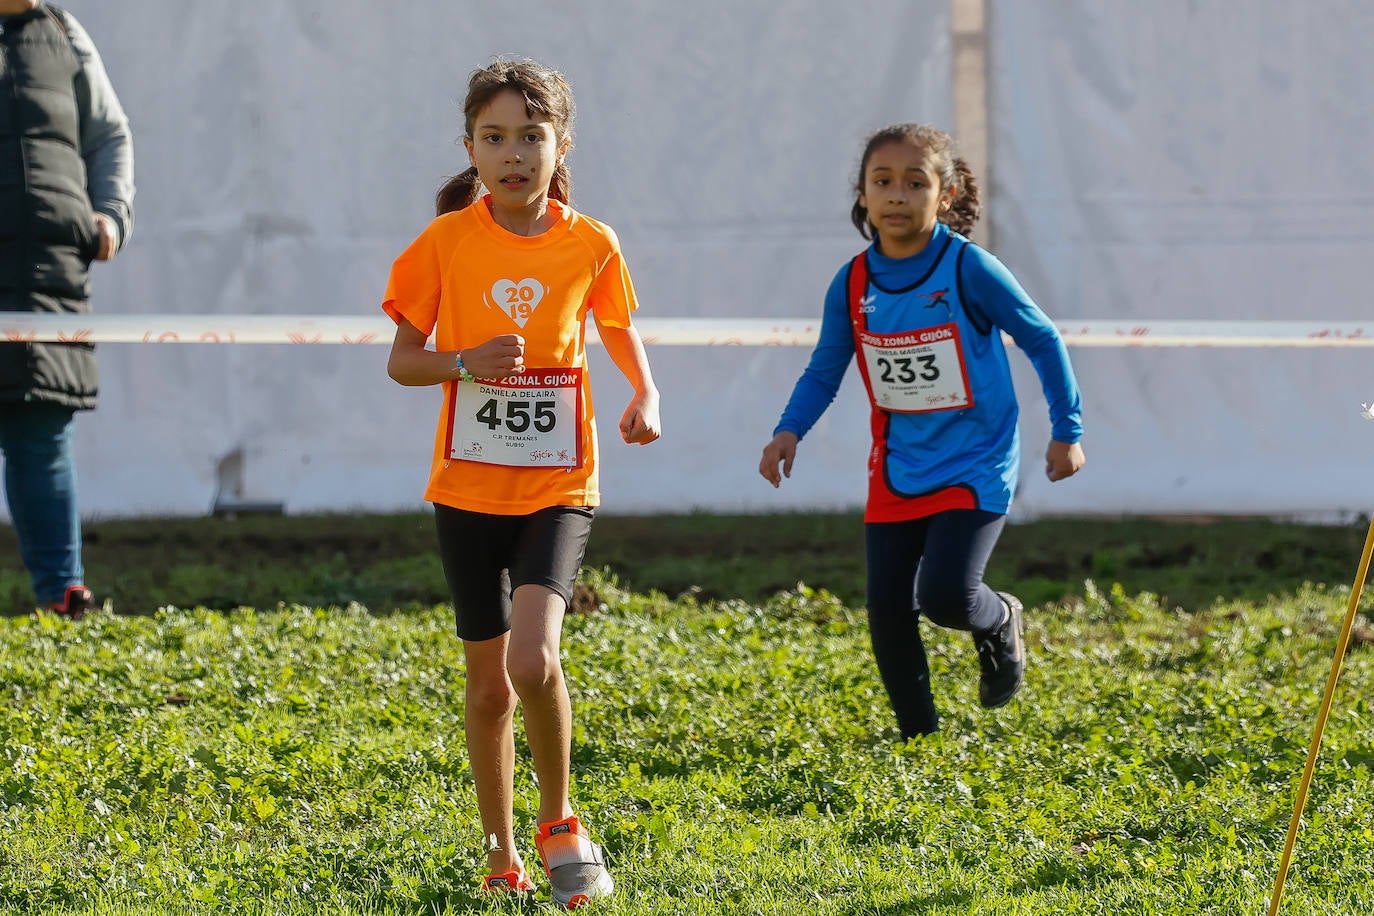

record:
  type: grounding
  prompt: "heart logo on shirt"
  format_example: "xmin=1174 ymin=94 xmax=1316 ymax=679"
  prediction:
xmin=488 ymin=278 xmax=546 ymax=328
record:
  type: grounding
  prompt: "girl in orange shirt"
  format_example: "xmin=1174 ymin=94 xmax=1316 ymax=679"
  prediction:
xmin=383 ymin=58 xmax=660 ymax=908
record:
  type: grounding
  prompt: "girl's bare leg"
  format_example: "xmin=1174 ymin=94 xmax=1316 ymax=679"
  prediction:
xmin=461 ymin=631 xmax=523 ymax=874
xmin=507 ymin=584 xmax=573 ymax=825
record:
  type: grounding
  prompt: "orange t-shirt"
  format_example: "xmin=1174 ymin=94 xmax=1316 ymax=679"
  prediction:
xmin=382 ymin=196 xmax=637 ymax=514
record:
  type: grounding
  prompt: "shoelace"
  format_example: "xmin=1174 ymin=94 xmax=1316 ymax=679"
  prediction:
xmin=977 ymin=638 xmax=1002 ymax=671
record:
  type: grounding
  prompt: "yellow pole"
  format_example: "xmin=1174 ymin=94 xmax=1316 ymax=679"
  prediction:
xmin=1267 ymin=514 xmax=1374 ymax=915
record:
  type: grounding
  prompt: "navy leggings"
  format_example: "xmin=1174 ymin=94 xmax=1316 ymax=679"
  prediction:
xmin=865 ymin=509 xmax=1007 ymax=738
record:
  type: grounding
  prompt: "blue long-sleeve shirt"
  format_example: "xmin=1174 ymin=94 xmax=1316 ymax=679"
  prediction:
xmin=775 ymin=223 xmax=1082 ymax=515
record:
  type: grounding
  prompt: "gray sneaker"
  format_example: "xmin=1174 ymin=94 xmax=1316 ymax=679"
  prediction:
xmin=974 ymin=591 xmax=1025 ymax=708
xmin=536 ymin=816 xmax=614 ymax=910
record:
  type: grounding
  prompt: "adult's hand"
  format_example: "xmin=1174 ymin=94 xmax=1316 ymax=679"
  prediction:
xmin=93 ymin=214 xmax=117 ymax=261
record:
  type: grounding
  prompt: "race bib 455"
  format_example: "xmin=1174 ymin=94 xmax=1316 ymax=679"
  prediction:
xmin=450 ymin=369 xmax=583 ymax=467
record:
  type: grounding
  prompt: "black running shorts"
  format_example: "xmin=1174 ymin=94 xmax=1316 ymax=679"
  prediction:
xmin=433 ymin=503 xmax=595 ymax=641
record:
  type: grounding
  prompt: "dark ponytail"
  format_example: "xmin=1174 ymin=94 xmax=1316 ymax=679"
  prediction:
xmin=943 ymin=156 xmax=981 ymax=236
xmin=549 ymin=159 xmax=572 ymax=206
xmin=435 ymin=167 xmax=482 ymax=216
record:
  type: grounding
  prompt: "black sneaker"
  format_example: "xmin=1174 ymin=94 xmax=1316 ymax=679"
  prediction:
xmin=49 ymin=585 xmax=95 ymax=621
xmin=974 ymin=591 xmax=1024 ymax=708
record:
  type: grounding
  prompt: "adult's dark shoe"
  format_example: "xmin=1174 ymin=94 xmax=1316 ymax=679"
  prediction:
xmin=974 ymin=591 xmax=1024 ymax=708
xmin=50 ymin=585 xmax=95 ymax=621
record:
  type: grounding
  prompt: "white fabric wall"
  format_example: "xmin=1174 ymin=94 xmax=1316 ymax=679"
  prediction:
xmin=13 ymin=1 xmax=1371 ymax=519
xmin=990 ymin=1 xmax=1374 ymax=519
xmin=44 ymin=0 xmax=949 ymax=518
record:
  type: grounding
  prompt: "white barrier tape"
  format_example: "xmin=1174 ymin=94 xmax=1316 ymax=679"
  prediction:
xmin=2 ymin=315 xmax=1374 ymax=347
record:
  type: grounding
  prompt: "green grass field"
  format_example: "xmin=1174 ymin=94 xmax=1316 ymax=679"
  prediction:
xmin=2 ymin=514 xmax=1374 ymax=914
xmin=5 ymin=511 xmax=1372 ymax=617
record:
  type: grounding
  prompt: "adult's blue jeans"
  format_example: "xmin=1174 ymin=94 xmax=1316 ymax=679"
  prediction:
xmin=0 ymin=402 xmax=83 ymax=606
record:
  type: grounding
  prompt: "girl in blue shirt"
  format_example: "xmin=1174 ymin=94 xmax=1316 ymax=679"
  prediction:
xmin=759 ymin=123 xmax=1085 ymax=738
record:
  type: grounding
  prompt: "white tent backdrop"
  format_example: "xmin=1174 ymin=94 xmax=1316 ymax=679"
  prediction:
xmin=27 ymin=0 xmax=948 ymax=519
xmin=990 ymin=1 xmax=1374 ymax=519
xmin=7 ymin=1 xmax=1370 ymax=520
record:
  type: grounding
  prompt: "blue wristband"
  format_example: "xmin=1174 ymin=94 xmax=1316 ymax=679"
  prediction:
xmin=454 ymin=351 xmax=475 ymax=382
